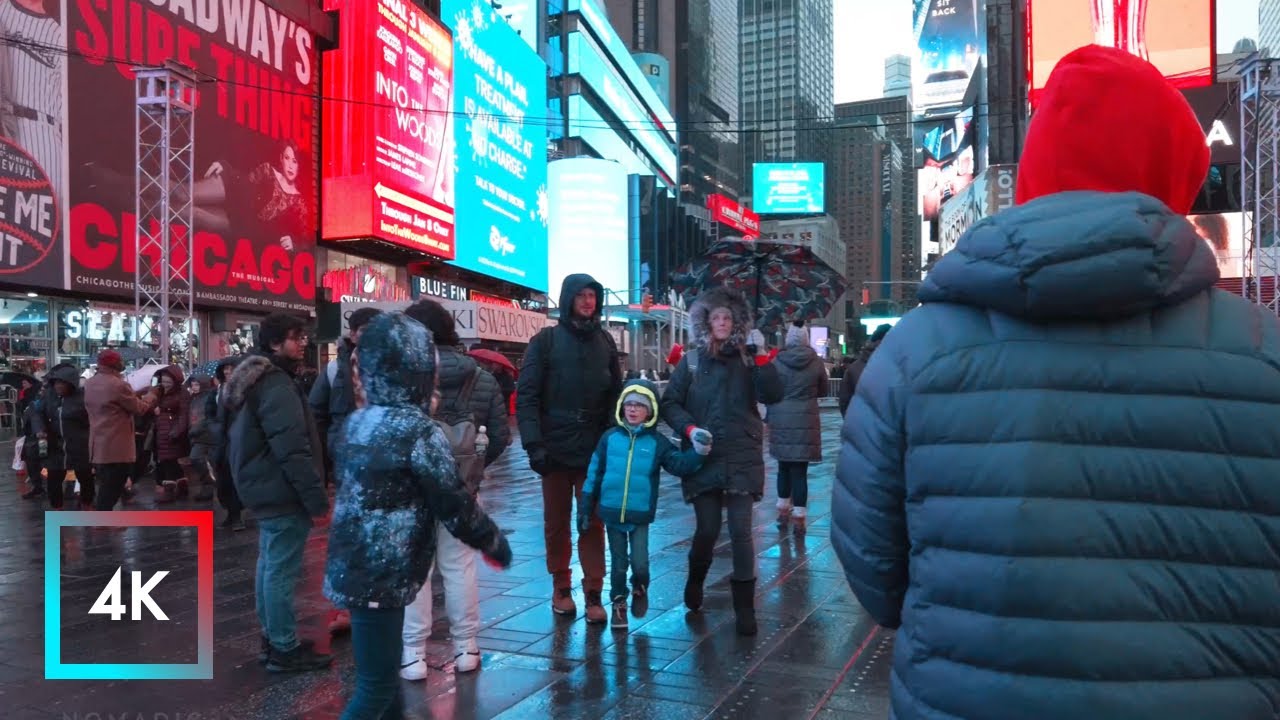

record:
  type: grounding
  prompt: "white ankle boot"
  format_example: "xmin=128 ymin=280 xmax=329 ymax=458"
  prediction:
xmin=399 ymin=647 xmax=428 ymax=681
xmin=454 ymin=640 xmax=481 ymax=673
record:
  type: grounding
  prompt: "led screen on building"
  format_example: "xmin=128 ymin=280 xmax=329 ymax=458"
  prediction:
xmin=912 ymin=0 xmax=986 ymax=118
xmin=918 ymin=108 xmax=977 ymax=221
xmin=547 ymin=159 xmax=629 ymax=302
xmin=65 ymin=0 xmax=321 ymax=312
xmin=753 ymin=163 xmax=826 ymax=215
xmin=444 ymin=0 xmax=549 ymax=291
xmin=1028 ymin=0 xmax=1214 ymax=104
xmin=1189 ymin=212 xmax=1243 ymax=279
xmin=322 ymin=0 xmax=457 ymax=258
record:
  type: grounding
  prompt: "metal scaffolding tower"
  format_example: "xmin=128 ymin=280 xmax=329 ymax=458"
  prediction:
xmin=1240 ymin=56 xmax=1280 ymax=314
xmin=135 ymin=62 xmax=197 ymax=365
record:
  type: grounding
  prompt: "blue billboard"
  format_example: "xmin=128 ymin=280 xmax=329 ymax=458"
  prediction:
xmin=445 ymin=0 xmax=549 ymax=291
xmin=753 ymin=163 xmax=825 ymax=215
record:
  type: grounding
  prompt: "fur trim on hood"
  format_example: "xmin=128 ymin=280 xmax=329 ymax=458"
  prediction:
xmin=222 ymin=355 xmax=277 ymax=412
xmin=689 ymin=287 xmax=753 ymax=350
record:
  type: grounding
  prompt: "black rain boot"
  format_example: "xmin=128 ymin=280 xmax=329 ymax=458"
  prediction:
xmin=684 ymin=559 xmax=711 ymax=612
xmin=731 ymin=579 xmax=757 ymax=636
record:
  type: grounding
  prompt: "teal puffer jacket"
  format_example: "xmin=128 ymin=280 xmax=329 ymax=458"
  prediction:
xmin=834 ymin=192 xmax=1280 ymax=720
xmin=583 ymin=379 xmax=703 ymax=526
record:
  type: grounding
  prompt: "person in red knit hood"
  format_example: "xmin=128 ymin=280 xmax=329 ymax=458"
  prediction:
xmin=833 ymin=45 xmax=1280 ymax=720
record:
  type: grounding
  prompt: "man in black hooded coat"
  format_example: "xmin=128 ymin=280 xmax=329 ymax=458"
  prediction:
xmin=517 ymin=273 xmax=622 ymax=624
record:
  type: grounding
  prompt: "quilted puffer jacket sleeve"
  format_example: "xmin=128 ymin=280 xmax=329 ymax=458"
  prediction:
xmin=833 ymin=344 xmax=909 ymax=629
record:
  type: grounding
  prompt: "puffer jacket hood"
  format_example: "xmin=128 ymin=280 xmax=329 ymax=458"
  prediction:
xmin=153 ymin=364 xmax=185 ymax=390
xmin=223 ymin=355 xmax=275 ymax=412
xmin=47 ymin=364 xmax=81 ymax=389
xmin=1016 ymin=45 xmax=1209 ymax=215
xmin=689 ymin=286 xmax=753 ymax=350
xmin=558 ymin=273 xmax=606 ymax=326
xmin=356 ymin=312 xmax=436 ymax=408
xmin=614 ymin=378 xmax=660 ymax=429
xmin=919 ymin=191 xmax=1219 ymax=322
xmin=776 ymin=344 xmax=818 ymax=370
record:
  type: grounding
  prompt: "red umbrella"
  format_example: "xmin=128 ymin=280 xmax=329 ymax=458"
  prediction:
xmin=468 ymin=348 xmax=516 ymax=375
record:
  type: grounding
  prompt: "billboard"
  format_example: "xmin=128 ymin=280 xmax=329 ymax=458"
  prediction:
xmin=918 ymin=108 xmax=977 ymax=221
xmin=60 ymin=0 xmax=321 ymax=313
xmin=547 ymin=159 xmax=629 ymax=302
xmin=912 ymin=0 xmax=986 ymax=117
xmin=753 ymin=163 xmax=825 ymax=215
xmin=1188 ymin=212 xmax=1243 ymax=279
xmin=567 ymin=32 xmax=678 ymax=183
xmin=444 ymin=0 xmax=549 ymax=292
xmin=1182 ymin=84 xmax=1240 ymax=166
xmin=1028 ymin=0 xmax=1214 ymax=104
xmin=707 ymin=194 xmax=760 ymax=237
xmin=322 ymin=0 xmax=456 ymax=258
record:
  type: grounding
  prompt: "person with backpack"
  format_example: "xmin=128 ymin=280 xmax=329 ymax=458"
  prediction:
xmin=398 ymin=300 xmax=510 ymax=679
xmin=517 ymin=274 xmax=623 ymax=624
xmin=578 ymin=378 xmax=710 ymax=629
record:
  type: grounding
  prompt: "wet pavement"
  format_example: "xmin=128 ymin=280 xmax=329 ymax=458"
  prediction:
xmin=0 ymin=409 xmax=893 ymax=719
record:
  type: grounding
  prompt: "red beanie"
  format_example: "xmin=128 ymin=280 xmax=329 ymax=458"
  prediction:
xmin=97 ymin=349 xmax=124 ymax=371
xmin=1016 ymin=45 xmax=1209 ymax=214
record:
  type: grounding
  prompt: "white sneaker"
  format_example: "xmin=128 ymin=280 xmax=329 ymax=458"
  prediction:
xmin=399 ymin=654 xmax=428 ymax=681
xmin=454 ymin=650 xmax=481 ymax=673
xmin=454 ymin=641 xmax=481 ymax=673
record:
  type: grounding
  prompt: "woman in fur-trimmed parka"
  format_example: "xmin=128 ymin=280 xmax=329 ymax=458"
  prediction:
xmin=662 ymin=286 xmax=783 ymax=636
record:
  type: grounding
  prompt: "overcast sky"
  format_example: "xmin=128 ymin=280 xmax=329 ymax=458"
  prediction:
xmin=834 ymin=0 xmax=1260 ymax=104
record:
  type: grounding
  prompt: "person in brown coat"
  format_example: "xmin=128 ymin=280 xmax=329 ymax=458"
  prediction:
xmin=152 ymin=365 xmax=190 ymax=503
xmin=84 ymin=350 xmax=157 ymax=510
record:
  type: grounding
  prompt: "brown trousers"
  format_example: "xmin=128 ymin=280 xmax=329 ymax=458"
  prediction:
xmin=541 ymin=469 xmax=605 ymax=592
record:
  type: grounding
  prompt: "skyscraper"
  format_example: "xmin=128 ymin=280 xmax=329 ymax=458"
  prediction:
xmin=883 ymin=54 xmax=912 ymax=100
xmin=1262 ymin=0 xmax=1280 ymax=58
xmin=740 ymin=0 xmax=834 ymax=197
xmin=836 ymin=97 xmax=921 ymax=304
xmin=606 ymin=0 xmax=743 ymax=204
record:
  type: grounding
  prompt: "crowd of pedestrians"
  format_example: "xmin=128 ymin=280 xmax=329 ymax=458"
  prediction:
xmin=15 ymin=44 xmax=1280 ymax=720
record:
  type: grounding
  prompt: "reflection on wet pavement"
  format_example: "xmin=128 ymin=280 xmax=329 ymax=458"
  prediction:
xmin=0 ymin=410 xmax=892 ymax=719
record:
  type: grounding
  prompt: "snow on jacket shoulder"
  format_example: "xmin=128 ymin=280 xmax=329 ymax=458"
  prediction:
xmin=834 ymin=190 xmax=1280 ymax=720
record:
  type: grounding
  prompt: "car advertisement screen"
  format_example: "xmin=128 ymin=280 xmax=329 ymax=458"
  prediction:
xmin=322 ymin=0 xmax=456 ymax=258
xmin=753 ymin=163 xmax=825 ymax=215
xmin=912 ymin=0 xmax=986 ymax=118
xmin=444 ymin=0 xmax=549 ymax=292
xmin=547 ymin=159 xmax=628 ymax=302
xmin=1029 ymin=0 xmax=1214 ymax=104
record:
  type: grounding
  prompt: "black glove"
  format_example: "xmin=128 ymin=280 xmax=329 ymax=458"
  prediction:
xmin=576 ymin=512 xmax=590 ymax=534
xmin=484 ymin=534 xmax=513 ymax=569
xmin=526 ymin=444 xmax=549 ymax=476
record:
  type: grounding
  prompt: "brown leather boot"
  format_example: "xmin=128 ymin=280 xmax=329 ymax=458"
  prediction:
xmin=551 ymin=587 xmax=577 ymax=616
xmin=584 ymin=590 xmax=608 ymax=624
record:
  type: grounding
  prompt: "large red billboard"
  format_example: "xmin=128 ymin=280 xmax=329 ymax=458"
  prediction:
xmin=707 ymin=194 xmax=760 ymax=238
xmin=68 ymin=0 xmax=319 ymax=313
xmin=322 ymin=0 xmax=456 ymax=258
xmin=1028 ymin=0 xmax=1215 ymax=105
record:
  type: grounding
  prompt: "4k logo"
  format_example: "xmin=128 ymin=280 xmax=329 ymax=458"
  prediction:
xmin=89 ymin=567 xmax=171 ymax=621
xmin=44 ymin=510 xmax=214 ymax=680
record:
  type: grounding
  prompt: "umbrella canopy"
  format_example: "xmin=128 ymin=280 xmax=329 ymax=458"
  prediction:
xmin=0 ymin=371 xmax=39 ymax=390
xmin=468 ymin=348 xmax=516 ymax=375
xmin=670 ymin=239 xmax=845 ymax=333
xmin=125 ymin=363 xmax=170 ymax=392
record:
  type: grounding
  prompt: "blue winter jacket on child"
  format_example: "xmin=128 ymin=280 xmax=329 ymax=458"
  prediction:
xmin=583 ymin=379 xmax=702 ymax=527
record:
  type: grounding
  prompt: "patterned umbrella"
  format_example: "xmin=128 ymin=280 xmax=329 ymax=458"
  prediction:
xmin=670 ymin=239 xmax=846 ymax=333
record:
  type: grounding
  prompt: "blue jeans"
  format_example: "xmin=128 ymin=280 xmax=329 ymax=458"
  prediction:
xmin=606 ymin=524 xmax=650 ymax=602
xmin=340 ymin=607 xmax=405 ymax=720
xmin=255 ymin=513 xmax=311 ymax=652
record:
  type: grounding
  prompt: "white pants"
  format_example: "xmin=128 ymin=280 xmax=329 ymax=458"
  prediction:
xmin=402 ymin=520 xmax=480 ymax=655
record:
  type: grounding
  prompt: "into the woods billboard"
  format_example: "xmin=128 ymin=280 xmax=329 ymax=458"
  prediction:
xmin=0 ymin=0 xmax=319 ymax=313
